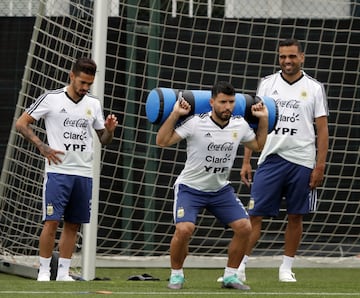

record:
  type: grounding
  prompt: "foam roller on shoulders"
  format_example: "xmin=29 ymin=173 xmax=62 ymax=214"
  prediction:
xmin=145 ymin=88 xmax=278 ymax=133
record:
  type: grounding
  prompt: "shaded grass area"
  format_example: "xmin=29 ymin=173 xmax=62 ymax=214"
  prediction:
xmin=0 ymin=268 xmax=360 ymax=297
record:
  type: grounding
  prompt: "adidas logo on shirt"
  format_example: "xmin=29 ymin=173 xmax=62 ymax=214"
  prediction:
xmin=204 ymin=132 xmax=212 ymax=137
xmin=60 ymin=108 xmax=67 ymax=113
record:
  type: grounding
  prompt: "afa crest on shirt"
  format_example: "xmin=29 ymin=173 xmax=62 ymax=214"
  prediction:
xmin=85 ymin=108 xmax=92 ymax=117
xmin=232 ymin=131 xmax=238 ymax=139
xmin=300 ymin=90 xmax=308 ymax=99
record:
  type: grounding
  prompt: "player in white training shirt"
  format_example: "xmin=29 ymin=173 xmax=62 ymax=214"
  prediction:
xmin=156 ymin=81 xmax=268 ymax=291
xmin=239 ymin=39 xmax=329 ymax=283
xmin=27 ymin=87 xmax=105 ymax=177
xmin=174 ymin=113 xmax=255 ymax=192
xmin=16 ymin=57 xmax=118 ymax=282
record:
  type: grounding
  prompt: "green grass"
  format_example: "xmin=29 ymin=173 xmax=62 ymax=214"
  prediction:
xmin=1 ymin=268 xmax=360 ymax=297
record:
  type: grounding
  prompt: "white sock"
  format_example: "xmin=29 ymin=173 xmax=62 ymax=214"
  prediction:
xmin=224 ymin=267 xmax=237 ymax=278
xmin=239 ymin=255 xmax=249 ymax=270
xmin=281 ymin=255 xmax=295 ymax=271
xmin=38 ymin=256 xmax=51 ymax=274
xmin=57 ymin=257 xmax=71 ymax=277
xmin=171 ymin=268 xmax=184 ymax=277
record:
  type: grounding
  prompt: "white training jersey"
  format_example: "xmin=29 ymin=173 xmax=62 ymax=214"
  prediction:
xmin=257 ymin=70 xmax=328 ymax=169
xmin=26 ymin=87 xmax=105 ymax=177
xmin=174 ymin=112 xmax=256 ymax=192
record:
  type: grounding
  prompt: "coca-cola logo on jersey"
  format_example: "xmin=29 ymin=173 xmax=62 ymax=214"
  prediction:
xmin=276 ymin=99 xmax=300 ymax=109
xmin=207 ymin=142 xmax=234 ymax=151
xmin=63 ymin=118 xmax=89 ymax=128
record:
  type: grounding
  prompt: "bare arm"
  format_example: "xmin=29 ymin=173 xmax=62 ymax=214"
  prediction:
xmin=243 ymin=102 xmax=268 ymax=152
xmin=96 ymin=114 xmax=118 ymax=145
xmin=240 ymin=102 xmax=268 ymax=187
xmin=15 ymin=112 xmax=64 ymax=165
xmin=240 ymin=147 xmax=253 ymax=187
xmin=310 ymin=116 xmax=328 ymax=189
xmin=156 ymin=99 xmax=191 ymax=147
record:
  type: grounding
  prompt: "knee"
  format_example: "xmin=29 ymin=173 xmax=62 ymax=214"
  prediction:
xmin=174 ymin=223 xmax=194 ymax=241
xmin=232 ymin=219 xmax=252 ymax=238
xmin=242 ymin=220 xmax=252 ymax=236
xmin=42 ymin=221 xmax=59 ymax=236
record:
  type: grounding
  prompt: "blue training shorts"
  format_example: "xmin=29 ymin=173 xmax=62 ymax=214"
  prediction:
xmin=173 ymin=183 xmax=248 ymax=226
xmin=248 ymin=154 xmax=316 ymax=217
xmin=42 ymin=173 xmax=92 ymax=223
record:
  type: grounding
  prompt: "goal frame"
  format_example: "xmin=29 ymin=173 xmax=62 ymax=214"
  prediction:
xmin=0 ymin=0 xmax=359 ymax=281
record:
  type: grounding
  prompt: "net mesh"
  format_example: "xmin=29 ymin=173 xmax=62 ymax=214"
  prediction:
xmin=0 ymin=0 xmax=359 ymax=269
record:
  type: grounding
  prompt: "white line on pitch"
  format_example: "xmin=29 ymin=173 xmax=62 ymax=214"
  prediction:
xmin=0 ymin=291 xmax=359 ymax=296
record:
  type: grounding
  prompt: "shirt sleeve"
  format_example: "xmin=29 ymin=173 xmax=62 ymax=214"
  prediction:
xmin=26 ymin=93 xmax=50 ymax=121
xmin=175 ymin=116 xmax=196 ymax=139
xmin=314 ymin=83 xmax=329 ymax=118
xmin=242 ymin=120 xmax=256 ymax=143
xmin=92 ymin=99 xmax=106 ymax=130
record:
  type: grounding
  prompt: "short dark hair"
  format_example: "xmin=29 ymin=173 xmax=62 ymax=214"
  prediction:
xmin=211 ymin=81 xmax=235 ymax=97
xmin=278 ymin=39 xmax=303 ymax=53
xmin=72 ymin=57 xmax=97 ymax=76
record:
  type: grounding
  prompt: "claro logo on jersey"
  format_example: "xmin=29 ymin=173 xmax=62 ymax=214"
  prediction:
xmin=63 ymin=118 xmax=89 ymax=151
xmin=204 ymin=142 xmax=234 ymax=174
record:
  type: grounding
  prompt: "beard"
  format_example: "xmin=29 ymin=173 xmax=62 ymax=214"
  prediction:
xmin=281 ymin=63 xmax=301 ymax=76
xmin=75 ymin=89 xmax=87 ymax=99
xmin=214 ymin=109 xmax=231 ymax=122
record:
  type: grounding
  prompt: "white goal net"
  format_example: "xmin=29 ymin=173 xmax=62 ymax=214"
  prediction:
xmin=0 ymin=0 xmax=359 ymax=277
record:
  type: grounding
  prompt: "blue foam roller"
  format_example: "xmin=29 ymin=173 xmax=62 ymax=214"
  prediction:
xmin=145 ymin=88 xmax=278 ymax=133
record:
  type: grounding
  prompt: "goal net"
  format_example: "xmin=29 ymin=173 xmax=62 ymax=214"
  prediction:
xmin=0 ymin=0 xmax=359 ymax=277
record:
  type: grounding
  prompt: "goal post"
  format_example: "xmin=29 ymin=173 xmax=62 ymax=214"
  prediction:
xmin=0 ymin=0 xmax=359 ymax=280
xmin=82 ymin=0 xmax=109 ymax=281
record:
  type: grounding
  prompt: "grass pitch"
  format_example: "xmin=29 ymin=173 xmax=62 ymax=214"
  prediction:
xmin=0 ymin=268 xmax=359 ymax=297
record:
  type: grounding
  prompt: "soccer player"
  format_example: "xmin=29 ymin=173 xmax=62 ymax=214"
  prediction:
xmin=156 ymin=81 xmax=268 ymax=290
xmin=15 ymin=57 xmax=118 ymax=281
xmin=238 ymin=39 xmax=329 ymax=282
